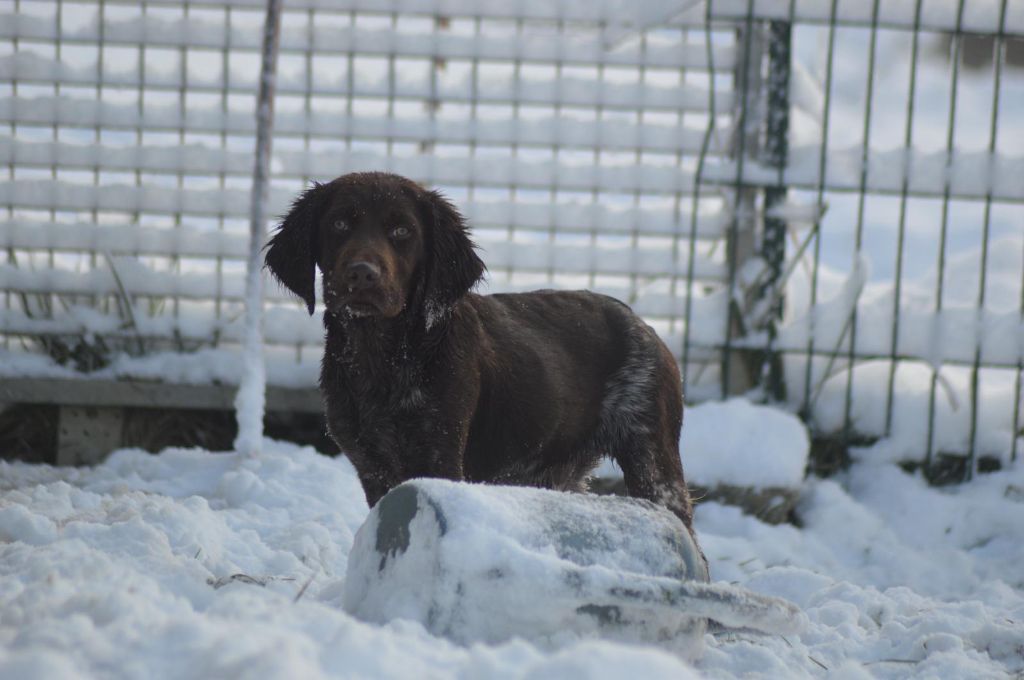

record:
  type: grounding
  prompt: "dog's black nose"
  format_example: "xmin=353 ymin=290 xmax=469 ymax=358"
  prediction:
xmin=345 ymin=262 xmax=381 ymax=290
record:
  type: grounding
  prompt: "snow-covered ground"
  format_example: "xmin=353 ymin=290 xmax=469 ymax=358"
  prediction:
xmin=2 ymin=433 xmax=1021 ymax=679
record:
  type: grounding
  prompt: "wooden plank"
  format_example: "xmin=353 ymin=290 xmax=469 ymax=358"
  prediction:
xmin=0 ymin=377 xmax=323 ymax=413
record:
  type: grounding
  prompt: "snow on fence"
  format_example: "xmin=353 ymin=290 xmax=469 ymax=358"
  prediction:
xmin=1 ymin=0 xmax=1021 ymax=480
xmin=0 ymin=1 xmax=738 ymax=405
xmin=707 ymin=0 xmax=1024 ymax=480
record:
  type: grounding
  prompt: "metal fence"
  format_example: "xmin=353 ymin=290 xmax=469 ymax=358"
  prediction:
xmin=1 ymin=0 xmax=1022 ymax=479
xmin=0 ymin=0 xmax=738 ymax=393
xmin=713 ymin=0 xmax=1024 ymax=480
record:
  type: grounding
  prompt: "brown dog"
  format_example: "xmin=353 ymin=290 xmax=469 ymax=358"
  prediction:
xmin=265 ymin=172 xmax=700 ymax=542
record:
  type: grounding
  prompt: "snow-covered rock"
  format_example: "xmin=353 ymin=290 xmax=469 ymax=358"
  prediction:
xmin=342 ymin=479 xmax=803 ymax=660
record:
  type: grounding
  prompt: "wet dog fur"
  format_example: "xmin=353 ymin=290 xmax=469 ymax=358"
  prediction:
xmin=265 ymin=172 xmax=700 ymax=540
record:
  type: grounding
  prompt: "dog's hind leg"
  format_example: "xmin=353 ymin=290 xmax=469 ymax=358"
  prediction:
xmin=600 ymin=323 xmax=697 ymax=532
xmin=612 ymin=429 xmax=694 ymax=529
xmin=608 ymin=408 xmax=709 ymax=578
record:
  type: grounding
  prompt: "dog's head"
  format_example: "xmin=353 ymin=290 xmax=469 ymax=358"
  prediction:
xmin=265 ymin=172 xmax=485 ymax=323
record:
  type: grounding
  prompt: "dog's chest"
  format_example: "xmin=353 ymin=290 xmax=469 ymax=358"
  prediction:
xmin=322 ymin=363 xmax=429 ymax=449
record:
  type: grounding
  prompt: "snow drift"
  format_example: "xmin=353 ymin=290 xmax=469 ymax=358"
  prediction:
xmin=0 ymin=439 xmax=1021 ymax=678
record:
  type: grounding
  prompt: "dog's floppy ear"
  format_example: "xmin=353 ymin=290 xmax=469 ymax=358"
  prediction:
xmin=264 ymin=181 xmax=328 ymax=315
xmin=419 ymin=189 xmax=485 ymax=323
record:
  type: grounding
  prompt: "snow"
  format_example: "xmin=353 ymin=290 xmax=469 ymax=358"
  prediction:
xmin=0 ymin=6 xmax=735 ymax=71
xmin=0 ymin=259 xmax=284 ymax=302
xmin=0 ymin=302 xmax=325 ymax=349
xmin=343 ymin=479 xmax=804 ymax=657
xmin=0 ymin=197 xmax=727 ymax=245
xmin=772 ymin=233 xmax=1024 ymax=464
xmin=233 ymin=296 xmax=268 ymax=454
xmin=0 ymin=177 xmax=263 ymax=218
xmin=233 ymin=4 xmax=282 ymax=458
xmin=680 ymin=399 xmax=809 ymax=489
xmin=707 ymin=0 xmax=1024 ymax=33
xmin=0 ymin=220 xmax=250 ymax=260
xmin=705 ymin=147 xmax=1024 ymax=203
xmin=345 ymin=480 xmax=714 ymax=660
xmin=0 ymin=48 xmax=726 ymax=113
xmin=1 ymin=18 xmax=1022 ymax=678
xmin=595 ymin=398 xmax=809 ymax=490
xmin=0 ymin=439 xmax=1021 ymax=678
xmin=1 ymin=133 xmax=720 ymax=195
xmin=0 ymin=95 xmax=712 ymax=154
xmin=0 ymin=347 xmax=320 ymax=389
xmin=807 ymin=359 xmax=1022 ymax=466
xmin=482 ymin=239 xmax=723 ymax=280
xmin=11 ymin=0 xmax=1017 ymax=34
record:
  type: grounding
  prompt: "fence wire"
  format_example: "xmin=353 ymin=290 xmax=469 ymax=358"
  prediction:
xmin=715 ymin=0 xmax=1024 ymax=480
xmin=0 ymin=0 xmax=740 ymax=397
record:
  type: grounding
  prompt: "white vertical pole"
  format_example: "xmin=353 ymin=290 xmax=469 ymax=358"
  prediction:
xmin=235 ymin=0 xmax=283 ymax=456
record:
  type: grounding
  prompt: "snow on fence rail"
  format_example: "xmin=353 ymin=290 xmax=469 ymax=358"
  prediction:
xmin=707 ymin=0 xmax=1024 ymax=36
xmin=0 ymin=12 xmax=738 ymax=70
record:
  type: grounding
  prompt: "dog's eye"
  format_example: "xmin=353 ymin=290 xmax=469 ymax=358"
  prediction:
xmin=391 ymin=226 xmax=411 ymax=240
xmin=333 ymin=219 xmax=348 ymax=232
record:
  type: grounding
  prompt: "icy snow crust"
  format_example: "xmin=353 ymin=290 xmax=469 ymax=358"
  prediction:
xmin=1 ymin=440 xmax=1022 ymax=678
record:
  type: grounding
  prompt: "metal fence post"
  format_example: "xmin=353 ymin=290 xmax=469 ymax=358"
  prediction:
xmin=759 ymin=20 xmax=791 ymax=401
xmin=722 ymin=15 xmax=765 ymax=398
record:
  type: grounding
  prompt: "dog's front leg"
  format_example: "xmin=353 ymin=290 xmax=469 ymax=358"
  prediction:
xmin=407 ymin=410 xmax=471 ymax=484
xmin=341 ymin=446 xmax=402 ymax=509
xmin=341 ymin=414 xmax=472 ymax=508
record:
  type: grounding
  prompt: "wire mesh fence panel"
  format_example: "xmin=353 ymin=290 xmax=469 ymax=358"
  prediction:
xmin=6 ymin=0 xmax=1016 ymax=480
xmin=0 ymin=0 xmax=742 ymax=401
xmin=707 ymin=0 xmax=1024 ymax=479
